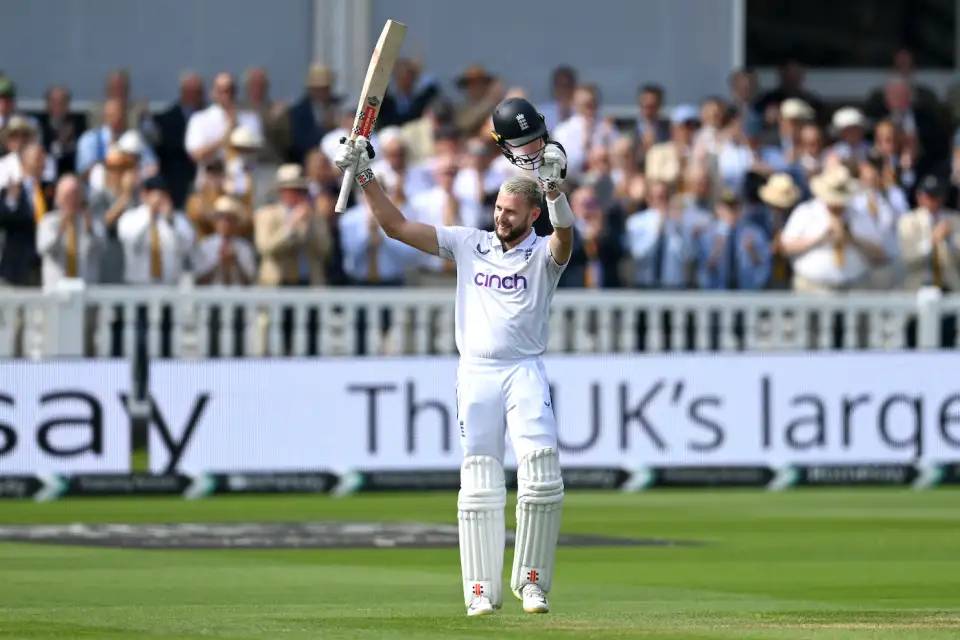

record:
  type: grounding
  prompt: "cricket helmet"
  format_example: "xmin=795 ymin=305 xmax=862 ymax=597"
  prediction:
xmin=491 ymin=97 xmax=548 ymax=170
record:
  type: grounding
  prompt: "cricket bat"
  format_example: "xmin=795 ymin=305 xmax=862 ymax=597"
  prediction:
xmin=335 ymin=19 xmax=408 ymax=213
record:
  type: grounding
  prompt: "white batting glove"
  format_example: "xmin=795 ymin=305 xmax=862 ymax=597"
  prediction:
xmin=537 ymin=141 xmax=567 ymax=192
xmin=334 ymin=136 xmax=376 ymax=188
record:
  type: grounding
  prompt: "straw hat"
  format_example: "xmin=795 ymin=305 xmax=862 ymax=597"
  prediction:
xmin=456 ymin=64 xmax=494 ymax=89
xmin=810 ymin=166 xmax=859 ymax=207
xmin=759 ymin=173 xmax=802 ymax=209
xmin=780 ymin=98 xmax=814 ymax=121
xmin=213 ymin=195 xmax=242 ymax=217
xmin=275 ymin=163 xmax=309 ymax=190
xmin=306 ymin=64 xmax=335 ymax=89
xmin=117 ymin=130 xmax=144 ymax=156
xmin=831 ymin=107 xmax=867 ymax=131
xmin=229 ymin=126 xmax=263 ymax=151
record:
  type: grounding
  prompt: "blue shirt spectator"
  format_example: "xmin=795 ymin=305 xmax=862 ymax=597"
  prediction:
xmin=696 ymin=191 xmax=771 ymax=290
xmin=624 ymin=181 xmax=695 ymax=288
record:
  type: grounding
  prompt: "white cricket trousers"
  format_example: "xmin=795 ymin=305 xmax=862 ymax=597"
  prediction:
xmin=455 ymin=356 xmax=558 ymax=463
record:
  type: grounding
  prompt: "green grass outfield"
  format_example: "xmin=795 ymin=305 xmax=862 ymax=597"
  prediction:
xmin=1 ymin=489 xmax=959 ymax=639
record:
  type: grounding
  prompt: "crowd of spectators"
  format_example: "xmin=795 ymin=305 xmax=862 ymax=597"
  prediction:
xmin=2 ymin=49 xmax=960 ymax=295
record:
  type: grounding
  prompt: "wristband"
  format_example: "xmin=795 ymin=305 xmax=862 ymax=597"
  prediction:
xmin=356 ymin=168 xmax=375 ymax=188
xmin=546 ymin=192 xmax=575 ymax=228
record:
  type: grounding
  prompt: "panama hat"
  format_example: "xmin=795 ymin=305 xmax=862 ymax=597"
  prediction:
xmin=810 ymin=166 xmax=859 ymax=207
xmin=275 ymin=163 xmax=309 ymax=190
xmin=780 ymin=98 xmax=814 ymax=121
xmin=759 ymin=173 xmax=802 ymax=209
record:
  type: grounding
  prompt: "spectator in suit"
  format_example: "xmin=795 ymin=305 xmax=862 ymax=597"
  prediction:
xmin=696 ymin=189 xmax=770 ymax=290
xmin=899 ymin=175 xmax=960 ymax=292
xmin=0 ymin=77 xmax=39 ymax=151
xmin=828 ymin=107 xmax=870 ymax=164
xmin=559 ymin=185 xmax=623 ymax=288
xmin=851 ymin=152 xmax=905 ymax=289
xmin=19 ymin=143 xmax=53 ymax=226
xmin=635 ymin=84 xmax=670 ymax=151
xmin=624 ymin=180 xmax=695 ymax=289
xmin=758 ymin=172 xmax=802 ymax=289
xmin=117 ymin=175 xmax=194 ymax=285
xmin=193 ymin=196 xmax=256 ymax=285
xmin=755 ymin=60 xmax=824 ymax=122
xmin=0 ymin=161 xmax=40 ymax=286
xmin=36 ymin=86 xmax=86 ymax=177
xmin=36 ymin=174 xmax=104 ymax=287
xmin=781 ymin=165 xmax=885 ymax=292
xmin=153 ymin=72 xmax=205 ymax=209
xmin=874 ymin=119 xmax=917 ymax=194
xmin=539 ymin=65 xmax=577 ymax=132
xmin=727 ymin=68 xmax=759 ymax=120
xmin=378 ymin=58 xmax=440 ymax=129
xmin=254 ymin=164 xmax=331 ymax=286
xmin=867 ymin=48 xmax=941 ymax=121
xmin=788 ymin=122 xmax=826 ymax=197
xmin=287 ymin=64 xmax=340 ymax=164
xmin=88 ymin=146 xmax=137 ymax=283
xmin=453 ymin=64 xmax=504 ymax=137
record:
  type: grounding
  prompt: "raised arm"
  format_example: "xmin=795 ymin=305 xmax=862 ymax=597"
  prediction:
xmin=541 ymin=143 xmax=573 ymax=265
xmin=335 ymin=137 xmax=439 ymax=256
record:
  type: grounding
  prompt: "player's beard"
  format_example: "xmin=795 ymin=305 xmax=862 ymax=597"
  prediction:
xmin=495 ymin=219 xmax=528 ymax=245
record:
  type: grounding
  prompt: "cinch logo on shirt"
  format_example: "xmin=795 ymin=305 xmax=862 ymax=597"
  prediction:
xmin=474 ymin=272 xmax=528 ymax=290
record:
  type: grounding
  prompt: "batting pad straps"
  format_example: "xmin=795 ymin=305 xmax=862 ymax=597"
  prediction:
xmin=458 ymin=455 xmax=507 ymax=607
xmin=546 ymin=192 xmax=575 ymax=229
xmin=511 ymin=447 xmax=564 ymax=598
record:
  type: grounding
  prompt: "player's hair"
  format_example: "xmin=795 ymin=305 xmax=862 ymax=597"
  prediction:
xmin=500 ymin=175 xmax=542 ymax=209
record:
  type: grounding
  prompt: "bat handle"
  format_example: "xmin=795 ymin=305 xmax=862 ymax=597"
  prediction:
xmin=335 ymin=165 xmax=355 ymax=213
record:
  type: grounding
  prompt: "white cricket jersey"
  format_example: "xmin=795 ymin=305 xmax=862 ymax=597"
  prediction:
xmin=436 ymin=226 xmax=567 ymax=360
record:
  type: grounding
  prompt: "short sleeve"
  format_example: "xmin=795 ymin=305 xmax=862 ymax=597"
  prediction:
xmin=780 ymin=204 xmax=809 ymax=241
xmin=543 ymin=237 xmax=568 ymax=278
xmin=435 ymin=225 xmax=478 ymax=262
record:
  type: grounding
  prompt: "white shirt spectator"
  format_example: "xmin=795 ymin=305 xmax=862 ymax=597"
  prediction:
xmin=782 ymin=198 xmax=884 ymax=286
xmin=338 ymin=204 xmax=420 ymax=283
xmin=192 ymin=234 xmax=257 ymax=285
xmin=185 ymin=105 xmax=262 ymax=163
xmin=411 ymin=186 xmax=486 ymax=272
xmin=36 ymin=212 xmax=105 ymax=288
xmin=117 ymin=204 xmax=195 ymax=284
xmin=552 ymin=114 xmax=616 ymax=176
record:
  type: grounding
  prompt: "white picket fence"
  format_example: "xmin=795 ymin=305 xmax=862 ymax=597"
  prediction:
xmin=0 ymin=283 xmax=953 ymax=359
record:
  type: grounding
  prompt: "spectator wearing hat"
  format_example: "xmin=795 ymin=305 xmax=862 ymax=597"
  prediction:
xmin=186 ymin=72 xmax=261 ymax=170
xmin=696 ymin=189 xmax=770 ymax=290
xmin=378 ymin=58 xmax=441 ymax=129
xmin=635 ymin=84 xmax=670 ymax=151
xmin=224 ymin=126 xmax=262 ymax=209
xmin=36 ymin=85 xmax=87 ymax=177
xmin=645 ymin=104 xmax=703 ymax=187
xmin=851 ymin=152 xmax=905 ymax=289
xmin=453 ymin=64 xmax=504 ymax=136
xmin=87 ymin=129 xmax=157 ymax=195
xmin=89 ymin=145 xmax=138 ymax=284
xmin=287 ymin=64 xmax=339 ymax=164
xmin=193 ymin=196 xmax=256 ymax=285
xmin=559 ymin=184 xmax=624 ymax=289
xmin=0 ymin=77 xmax=39 ymax=148
xmin=758 ymin=172 xmax=801 ymax=289
xmin=36 ymin=174 xmax=104 ymax=288
xmin=781 ymin=165 xmax=886 ymax=292
xmin=185 ymin=159 xmax=228 ymax=240
xmin=255 ymin=164 xmax=330 ymax=286
xmin=0 ymin=115 xmax=38 ymax=187
xmin=153 ymin=72 xmax=205 ymax=209
xmin=828 ymin=107 xmax=870 ymax=164
xmin=624 ymin=180 xmax=695 ymax=289
xmin=898 ymin=175 xmax=960 ymax=292
xmin=117 ymin=175 xmax=195 ymax=285
xmin=553 ymin=84 xmax=616 ymax=177
xmin=774 ymin=98 xmax=815 ymax=163
xmin=539 ymin=66 xmax=578 ymax=132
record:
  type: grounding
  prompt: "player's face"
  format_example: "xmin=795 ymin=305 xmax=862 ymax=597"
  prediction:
xmin=494 ymin=192 xmax=538 ymax=244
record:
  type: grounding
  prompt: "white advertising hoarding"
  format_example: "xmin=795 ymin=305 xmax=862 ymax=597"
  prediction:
xmin=1 ymin=352 xmax=959 ymax=475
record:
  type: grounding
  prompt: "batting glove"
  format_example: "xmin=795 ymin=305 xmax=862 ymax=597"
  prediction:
xmin=334 ymin=136 xmax=377 ymax=188
xmin=538 ymin=141 xmax=567 ymax=192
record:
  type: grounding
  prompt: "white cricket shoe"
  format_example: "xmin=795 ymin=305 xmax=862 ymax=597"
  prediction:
xmin=521 ymin=583 xmax=549 ymax=613
xmin=466 ymin=595 xmax=495 ymax=617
